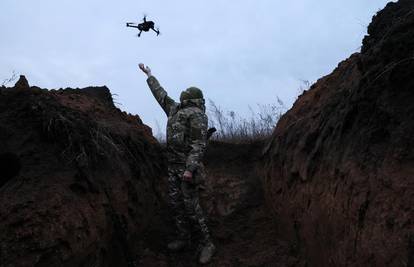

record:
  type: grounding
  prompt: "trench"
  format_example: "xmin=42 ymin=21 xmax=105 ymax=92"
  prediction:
xmin=133 ymin=141 xmax=299 ymax=267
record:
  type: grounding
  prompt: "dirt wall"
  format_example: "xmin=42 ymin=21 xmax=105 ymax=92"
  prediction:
xmin=0 ymin=80 xmax=166 ymax=267
xmin=264 ymin=1 xmax=414 ymax=266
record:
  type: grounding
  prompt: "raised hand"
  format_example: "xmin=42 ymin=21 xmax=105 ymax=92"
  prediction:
xmin=138 ymin=63 xmax=152 ymax=77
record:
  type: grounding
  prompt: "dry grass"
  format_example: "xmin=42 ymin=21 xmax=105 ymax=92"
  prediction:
xmin=153 ymin=98 xmax=288 ymax=144
xmin=207 ymin=98 xmax=287 ymax=143
xmin=1 ymin=71 xmax=18 ymax=87
xmin=43 ymin=108 xmax=126 ymax=167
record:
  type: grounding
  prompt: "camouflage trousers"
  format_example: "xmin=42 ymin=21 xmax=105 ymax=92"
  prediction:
xmin=168 ymin=163 xmax=211 ymax=244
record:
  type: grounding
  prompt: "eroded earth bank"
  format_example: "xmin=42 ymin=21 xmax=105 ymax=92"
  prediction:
xmin=264 ymin=0 xmax=414 ymax=266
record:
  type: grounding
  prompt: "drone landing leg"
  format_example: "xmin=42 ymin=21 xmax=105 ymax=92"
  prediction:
xmin=138 ymin=30 xmax=142 ymax=37
xmin=151 ymin=28 xmax=160 ymax=35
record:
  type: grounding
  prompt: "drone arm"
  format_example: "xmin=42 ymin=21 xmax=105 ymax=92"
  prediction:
xmin=126 ymin=24 xmax=140 ymax=29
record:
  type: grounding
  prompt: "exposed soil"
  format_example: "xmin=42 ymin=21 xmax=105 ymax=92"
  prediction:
xmin=264 ymin=1 xmax=414 ymax=266
xmin=0 ymin=80 xmax=167 ymax=267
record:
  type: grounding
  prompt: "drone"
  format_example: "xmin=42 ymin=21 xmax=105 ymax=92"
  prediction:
xmin=126 ymin=16 xmax=160 ymax=37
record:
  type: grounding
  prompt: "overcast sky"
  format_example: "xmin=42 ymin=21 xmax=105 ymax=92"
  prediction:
xmin=0 ymin=0 xmax=392 ymax=134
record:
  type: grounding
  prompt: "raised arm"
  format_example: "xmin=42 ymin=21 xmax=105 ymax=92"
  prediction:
xmin=139 ymin=63 xmax=178 ymax=116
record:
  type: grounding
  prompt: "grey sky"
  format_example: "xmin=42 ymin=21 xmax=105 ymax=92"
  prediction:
xmin=0 ymin=0 xmax=392 ymax=134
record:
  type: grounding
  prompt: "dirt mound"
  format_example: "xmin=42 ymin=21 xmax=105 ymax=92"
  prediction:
xmin=0 ymin=77 xmax=166 ymax=267
xmin=264 ymin=1 xmax=414 ymax=266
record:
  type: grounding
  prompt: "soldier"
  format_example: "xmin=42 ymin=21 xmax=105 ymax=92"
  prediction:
xmin=138 ymin=63 xmax=216 ymax=264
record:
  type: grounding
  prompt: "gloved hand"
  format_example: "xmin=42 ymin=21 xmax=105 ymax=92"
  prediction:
xmin=139 ymin=63 xmax=152 ymax=77
xmin=182 ymin=170 xmax=193 ymax=182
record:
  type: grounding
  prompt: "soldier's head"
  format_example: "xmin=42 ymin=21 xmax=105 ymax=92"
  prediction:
xmin=180 ymin=87 xmax=204 ymax=103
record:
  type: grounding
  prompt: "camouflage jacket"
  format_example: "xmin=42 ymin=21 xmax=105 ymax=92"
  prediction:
xmin=147 ymin=76 xmax=208 ymax=173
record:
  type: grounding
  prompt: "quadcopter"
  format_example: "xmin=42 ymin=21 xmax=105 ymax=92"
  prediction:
xmin=126 ymin=16 xmax=160 ymax=37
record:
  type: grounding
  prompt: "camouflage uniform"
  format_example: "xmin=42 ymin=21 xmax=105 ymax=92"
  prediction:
xmin=147 ymin=76 xmax=211 ymax=244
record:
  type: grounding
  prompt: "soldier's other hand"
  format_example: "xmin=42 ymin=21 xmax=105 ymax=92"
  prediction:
xmin=138 ymin=63 xmax=152 ymax=77
xmin=182 ymin=170 xmax=193 ymax=182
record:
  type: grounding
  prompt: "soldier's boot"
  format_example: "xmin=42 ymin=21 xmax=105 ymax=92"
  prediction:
xmin=167 ymin=239 xmax=188 ymax=252
xmin=198 ymin=241 xmax=216 ymax=264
